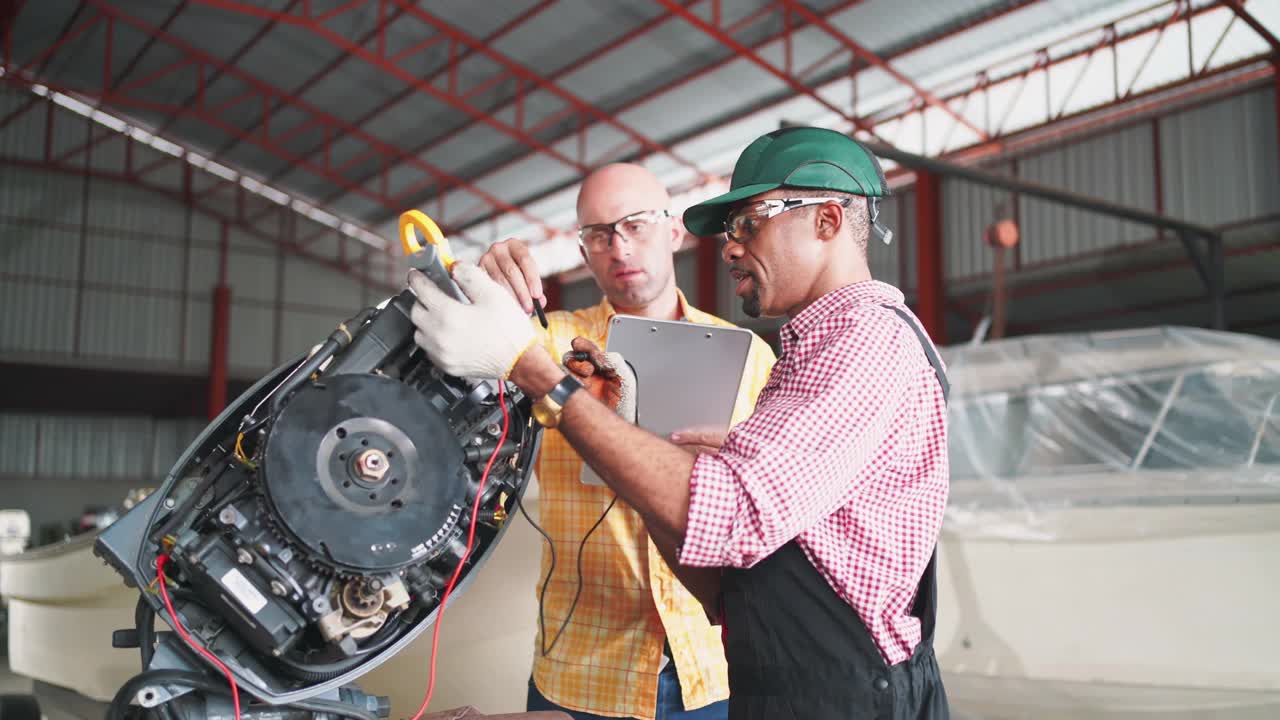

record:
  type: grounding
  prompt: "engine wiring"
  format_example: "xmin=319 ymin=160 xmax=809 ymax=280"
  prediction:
xmin=155 ymin=554 xmax=243 ymax=720
xmin=519 ymin=356 xmax=635 ymax=659
xmin=408 ymin=381 xmax=512 ymax=720
xmin=233 ymin=432 xmax=257 ymax=469
xmin=107 ymin=296 xmax=550 ymax=719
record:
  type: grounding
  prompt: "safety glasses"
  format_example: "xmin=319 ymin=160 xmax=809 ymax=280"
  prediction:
xmin=723 ymin=196 xmax=851 ymax=243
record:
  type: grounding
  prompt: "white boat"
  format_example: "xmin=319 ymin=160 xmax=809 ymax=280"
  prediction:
xmin=934 ymin=326 xmax=1280 ymax=718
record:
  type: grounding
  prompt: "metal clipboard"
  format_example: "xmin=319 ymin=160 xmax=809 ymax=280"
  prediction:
xmin=580 ymin=314 xmax=753 ymax=486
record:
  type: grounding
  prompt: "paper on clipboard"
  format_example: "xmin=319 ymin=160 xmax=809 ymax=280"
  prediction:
xmin=580 ymin=315 xmax=753 ymax=486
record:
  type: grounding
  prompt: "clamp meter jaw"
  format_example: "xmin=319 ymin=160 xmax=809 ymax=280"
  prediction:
xmin=399 ymin=210 xmax=467 ymax=303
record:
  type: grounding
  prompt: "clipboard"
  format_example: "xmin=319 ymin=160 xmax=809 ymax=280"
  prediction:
xmin=580 ymin=314 xmax=754 ymax=486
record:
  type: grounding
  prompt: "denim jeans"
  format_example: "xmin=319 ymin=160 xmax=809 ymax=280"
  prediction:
xmin=526 ymin=662 xmax=728 ymax=720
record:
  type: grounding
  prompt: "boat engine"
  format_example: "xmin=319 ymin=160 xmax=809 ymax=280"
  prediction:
xmin=94 ymin=281 xmax=542 ymax=718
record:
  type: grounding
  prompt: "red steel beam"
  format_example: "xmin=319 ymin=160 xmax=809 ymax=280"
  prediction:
xmin=522 ymin=0 xmax=777 ymax=140
xmin=885 ymin=55 xmax=1274 ymax=182
xmin=696 ymin=235 xmax=720 ymax=315
xmin=188 ymin=0 xmax=588 ymax=174
xmin=781 ymin=0 xmax=989 ymax=141
xmin=209 ymin=221 xmax=231 ymax=419
xmin=457 ymin=0 xmax=1042 ymax=235
xmin=870 ymin=0 xmax=1220 ymax=132
xmin=344 ymin=0 xmax=715 ymax=211
xmin=58 ymin=0 xmax=555 ymax=235
xmin=653 ymin=0 xmax=882 ymax=139
xmin=58 ymin=0 xmax=286 ymax=165
xmin=1121 ymin=1 xmax=1189 ymax=99
xmin=914 ymin=170 xmax=945 ymax=342
xmin=259 ymin=0 xmax=558 ymax=215
xmin=2 ymin=0 xmax=23 ymax=68
xmin=380 ymin=0 xmax=788 ymax=221
xmin=3 ymin=53 xmax=396 ymax=288
xmin=0 ymin=148 xmax=394 ymax=292
xmin=1225 ymin=0 xmax=1280 ymax=55
xmin=11 ymin=10 xmax=99 ymax=77
xmin=387 ymin=0 xmax=702 ymax=173
xmin=206 ymin=0 xmax=418 ymax=186
xmin=156 ymin=0 xmax=305 ymax=166
xmin=1 ymin=1 xmax=86 ymax=133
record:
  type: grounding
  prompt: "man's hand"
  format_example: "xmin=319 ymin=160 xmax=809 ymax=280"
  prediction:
xmin=563 ymin=337 xmax=636 ymax=423
xmin=477 ymin=238 xmax=544 ymax=315
xmin=408 ymin=262 xmax=536 ymax=379
xmin=669 ymin=426 xmax=727 ymax=455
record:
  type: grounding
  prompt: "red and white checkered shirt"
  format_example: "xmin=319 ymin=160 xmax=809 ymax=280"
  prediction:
xmin=678 ymin=280 xmax=949 ymax=665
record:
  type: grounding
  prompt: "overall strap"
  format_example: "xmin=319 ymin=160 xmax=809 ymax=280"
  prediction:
xmin=884 ymin=305 xmax=949 ymax=403
xmin=884 ymin=304 xmax=948 ymax=648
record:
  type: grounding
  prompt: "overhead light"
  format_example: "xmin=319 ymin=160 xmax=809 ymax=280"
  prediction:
xmin=9 ymin=69 xmax=389 ymax=251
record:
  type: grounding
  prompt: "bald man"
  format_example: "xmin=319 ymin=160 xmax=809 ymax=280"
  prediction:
xmin=476 ymin=164 xmax=776 ymax=720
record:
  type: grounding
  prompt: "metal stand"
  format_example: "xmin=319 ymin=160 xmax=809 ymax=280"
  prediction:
xmin=108 ymin=633 xmax=389 ymax=720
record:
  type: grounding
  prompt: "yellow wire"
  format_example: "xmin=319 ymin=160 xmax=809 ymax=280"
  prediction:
xmin=234 ymin=432 xmax=257 ymax=469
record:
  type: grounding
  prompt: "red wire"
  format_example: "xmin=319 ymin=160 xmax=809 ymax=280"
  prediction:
xmin=152 ymin=386 xmax=511 ymax=720
xmin=409 ymin=383 xmax=511 ymax=720
xmin=155 ymin=554 xmax=243 ymax=720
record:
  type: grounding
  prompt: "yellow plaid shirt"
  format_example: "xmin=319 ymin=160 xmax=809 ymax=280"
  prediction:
xmin=529 ymin=290 xmax=776 ymax=719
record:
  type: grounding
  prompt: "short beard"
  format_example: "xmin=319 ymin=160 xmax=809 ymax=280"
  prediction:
xmin=741 ymin=287 xmax=762 ymax=318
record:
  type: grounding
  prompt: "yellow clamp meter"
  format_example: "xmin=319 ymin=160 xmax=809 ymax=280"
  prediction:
xmin=399 ymin=210 xmax=467 ymax=303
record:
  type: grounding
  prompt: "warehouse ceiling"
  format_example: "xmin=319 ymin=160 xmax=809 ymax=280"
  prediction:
xmin=3 ymin=0 xmax=1278 ymax=277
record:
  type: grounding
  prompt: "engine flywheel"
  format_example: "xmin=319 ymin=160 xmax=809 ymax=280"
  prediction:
xmin=262 ymin=373 xmax=469 ymax=574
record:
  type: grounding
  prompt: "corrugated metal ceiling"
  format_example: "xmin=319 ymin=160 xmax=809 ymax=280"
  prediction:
xmin=6 ymin=0 xmax=1277 ymax=277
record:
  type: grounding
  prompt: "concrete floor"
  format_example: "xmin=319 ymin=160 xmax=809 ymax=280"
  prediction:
xmin=1 ymin=656 xmax=103 ymax=720
xmin=0 ymin=657 xmax=34 ymax=695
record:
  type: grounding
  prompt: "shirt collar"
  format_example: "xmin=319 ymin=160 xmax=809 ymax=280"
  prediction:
xmin=780 ymin=280 xmax=905 ymax=352
xmin=592 ymin=288 xmax=701 ymax=326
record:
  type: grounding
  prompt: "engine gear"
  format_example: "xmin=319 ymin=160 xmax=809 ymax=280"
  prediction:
xmin=94 ymin=286 xmax=544 ymax=713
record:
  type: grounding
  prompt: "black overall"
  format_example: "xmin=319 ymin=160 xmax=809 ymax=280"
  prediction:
xmin=720 ymin=307 xmax=950 ymax=720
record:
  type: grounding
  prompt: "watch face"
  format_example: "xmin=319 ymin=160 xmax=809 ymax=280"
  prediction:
xmin=550 ymin=374 xmax=583 ymax=405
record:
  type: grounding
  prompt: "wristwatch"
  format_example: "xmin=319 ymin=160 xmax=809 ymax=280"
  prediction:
xmin=531 ymin=372 xmax=584 ymax=429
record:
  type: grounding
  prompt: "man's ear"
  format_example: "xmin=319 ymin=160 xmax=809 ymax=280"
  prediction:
xmin=578 ymin=245 xmax=589 ymax=264
xmin=670 ymin=216 xmax=686 ymax=252
xmin=815 ymin=202 xmax=844 ymax=242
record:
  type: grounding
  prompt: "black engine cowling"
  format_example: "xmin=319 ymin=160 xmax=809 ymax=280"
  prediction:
xmin=95 ymin=289 xmax=542 ymax=708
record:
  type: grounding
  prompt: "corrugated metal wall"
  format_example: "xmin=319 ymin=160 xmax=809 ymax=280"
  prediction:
xmin=942 ymin=162 xmax=1016 ymax=281
xmin=3 ymin=84 xmax=1275 ymax=497
xmin=0 ymin=413 xmax=204 ymax=481
xmin=0 ymin=83 xmax=398 ymax=383
xmin=1018 ymin=123 xmax=1158 ymax=268
xmin=1160 ymin=89 xmax=1280 ymax=225
xmin=937 ymin=86 xmax=1278 ymax=283
xmin=0 ymin=164 xmax=386 ymax=378
xmin=870 ymin=190 xmax=911 ymax=291
xmin=0 ymin=91 xmax=398 ymax=495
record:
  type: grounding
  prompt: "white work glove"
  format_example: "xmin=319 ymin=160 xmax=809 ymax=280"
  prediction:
xmin=408 ymin=262 xmax=537 ymax=380
xmin=563 ymin=337 xmax=637 ymax=424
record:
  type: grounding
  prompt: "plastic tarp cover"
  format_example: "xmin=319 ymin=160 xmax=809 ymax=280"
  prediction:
xmin=938 ymin=326 xmax=1280 ymax=539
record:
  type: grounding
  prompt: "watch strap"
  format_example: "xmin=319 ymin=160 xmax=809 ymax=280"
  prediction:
xmin=532 ymin=372 xmax=583 ymax=428
xmin=546 ymin=372 xmax=584 ymax=405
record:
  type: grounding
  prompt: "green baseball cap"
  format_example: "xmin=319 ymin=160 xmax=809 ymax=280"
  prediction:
xmin=683 ymin=126 xmax=890 ymax=237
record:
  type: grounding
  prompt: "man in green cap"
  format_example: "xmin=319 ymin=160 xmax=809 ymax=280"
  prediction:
xmin=407 ymin=126 xmax=951 ymax=719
